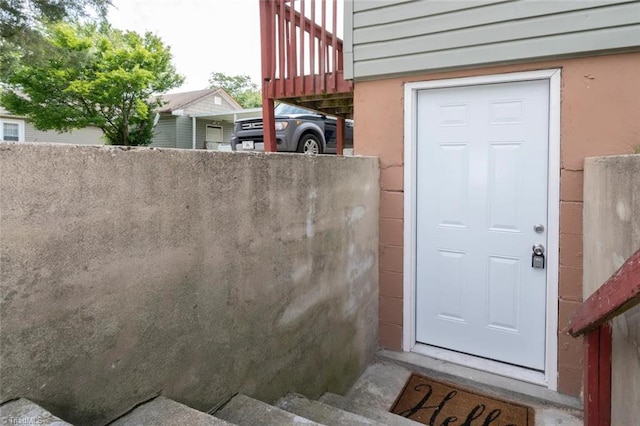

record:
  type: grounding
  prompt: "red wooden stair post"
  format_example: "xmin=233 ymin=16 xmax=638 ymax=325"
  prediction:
xmin=567 ymin=249 xmax=640 ymax=426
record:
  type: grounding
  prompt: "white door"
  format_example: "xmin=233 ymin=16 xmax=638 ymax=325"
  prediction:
xmin=415 ymin=80 xmax=549 ymax=370
xmin=206 ymin=125 xmax=223 ymax=143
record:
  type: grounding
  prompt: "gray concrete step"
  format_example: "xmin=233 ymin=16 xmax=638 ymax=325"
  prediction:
xmin=319 ymin=392 xmax=422 ymax=426
xmin=276 ymin=392 xmax=377 ymax=425
xmin=110 ymin=396 xmax=232 ymax=426
xmin=215 ymin=394 xmax=322 ymax=425
xmin=0 ymin=398 xmax=72 ymax=425
xmin=345 ymin=360 xmax=412 ymax=411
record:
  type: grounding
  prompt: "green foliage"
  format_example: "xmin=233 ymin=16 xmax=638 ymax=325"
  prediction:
xmin=1 ymin=0 xmax=110 ymax=38
xmin=1 ymin=22 xmax=184 ymax=146
xmin=0 ymin=0 xmax=111 ymax=78
xmin=208 ymin=72 xmax=261 ymax=109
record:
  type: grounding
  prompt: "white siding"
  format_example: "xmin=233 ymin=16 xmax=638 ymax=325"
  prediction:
xmin=346 ymin=0 xmax=640 ymax=80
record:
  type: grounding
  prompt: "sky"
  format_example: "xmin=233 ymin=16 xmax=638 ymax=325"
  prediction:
xmin=108 ymin=0 xmax=263 ymax=93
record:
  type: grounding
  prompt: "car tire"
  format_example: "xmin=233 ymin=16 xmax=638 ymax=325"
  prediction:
xmin=297 ymin=133 xmax=322 ymax=154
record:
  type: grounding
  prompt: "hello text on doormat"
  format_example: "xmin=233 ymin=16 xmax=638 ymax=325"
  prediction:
xmin=390 ymin=373 xmax=534 ymax=426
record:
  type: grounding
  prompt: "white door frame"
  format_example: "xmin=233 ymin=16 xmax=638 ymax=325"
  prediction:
xmin=403 ymin=69 xmax=561 ymax=390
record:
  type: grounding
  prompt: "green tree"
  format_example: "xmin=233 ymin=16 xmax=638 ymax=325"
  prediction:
xmin=1 ymin=22 xmax=184 ymax=146
xmin=1 ymin=0 xmax=110 ymax=38
xmin=208 ymin=72 xmax=261 ymax=108
xmin=0 ymin=0 xmax=111 ymax=78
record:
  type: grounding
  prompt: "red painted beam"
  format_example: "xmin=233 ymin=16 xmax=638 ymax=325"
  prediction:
xmin=273 ymin=73 xmax=352 ymax=100
xmin=262 ymin=97 xmax=276 ymax=152
xmin=332 ymin=0 xmax=338 ymax=92
xmin=584 ymin=324 xmax=612 ymax=426
xmin=310 ymin=0 xmax=316 ymax=93
xmin=337 ymin=117 xmax=344 ymax=156
xmin=598 ymin=325 xmax=612 ymax=426
xmin=320 ymin=0 xmax=326 ymax=92
xmin=259 ymin=0 xmax=277 ymax=100
xmin=277 ymin=0 xmax=286 ymax=97
xmin=568 ymin=249 xmax=640 ymax=337
xmin=298 ymin=0 xmax=305 ymax=96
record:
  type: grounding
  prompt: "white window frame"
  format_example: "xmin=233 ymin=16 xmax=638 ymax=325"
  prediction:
xmin=1 ymin=118 xmax=26 ymax=142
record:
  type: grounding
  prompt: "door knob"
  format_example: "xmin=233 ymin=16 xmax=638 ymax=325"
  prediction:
xmin=532 ymin=244 xmax=545 ymax=255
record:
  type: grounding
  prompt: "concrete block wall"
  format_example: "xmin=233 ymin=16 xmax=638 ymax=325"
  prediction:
xmin=584 ymin=154 xmax=640 ymax=426
xmin=0 ymin=143 xmax=379 ymax=425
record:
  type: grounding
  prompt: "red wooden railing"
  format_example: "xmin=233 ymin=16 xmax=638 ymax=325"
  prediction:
xmin=567 ymin=249 xmax=640 ymax=426
xmin=259 ymin=0 xmax=353 ymax=152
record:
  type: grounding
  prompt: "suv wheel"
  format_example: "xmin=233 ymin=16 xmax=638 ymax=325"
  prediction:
xmin=298 ymin=134 xmax=322 ymax=154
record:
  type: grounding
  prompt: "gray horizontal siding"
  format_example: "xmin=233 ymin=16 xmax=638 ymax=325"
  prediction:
xmin=175 ymin=115 xmax=193 ymax=150
xmin=352 ymin=0 xmax=414 ymax=13
xmin=354 ymin=0 xmax=510 ymax=25
xmin=184 ymin=95 xmax=240 ymax=116
xmin=25 ymin=123 xmax=104 ymax=145
xmin=222 ymin=123 xmax=233 ymax=144
xmin=347 ymin=0 xmax=640 ymax=80
xmin=151 ymin=116 xmax=177 ymax=148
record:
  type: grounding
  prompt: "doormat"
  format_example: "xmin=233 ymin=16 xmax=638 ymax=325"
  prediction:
xmin=390 ymin=373 xmax=534 ymax=425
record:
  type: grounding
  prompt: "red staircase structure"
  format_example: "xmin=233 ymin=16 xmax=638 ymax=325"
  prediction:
xmin=567 ymin=249 xmax=640 ymax=426
xmin=259 ymin=0 xmax=353 ymax=153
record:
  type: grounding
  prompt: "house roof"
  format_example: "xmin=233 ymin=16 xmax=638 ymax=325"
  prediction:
xmin=157 ymin=88 xmax=242 ymax=113
xmin=0 ymin=105 xmax=26 ymax=119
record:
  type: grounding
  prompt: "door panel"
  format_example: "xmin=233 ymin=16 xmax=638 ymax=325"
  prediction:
xmin=415 ymin=80 xmax=549 ymax=370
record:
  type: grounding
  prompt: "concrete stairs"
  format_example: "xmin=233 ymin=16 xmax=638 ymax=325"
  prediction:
xmin=108 ymin=371 xmax=420 ymax=426
xmin=0 ymin=362 xmax=418 ymax=426
xmin=2 ymin=357 xmax=584 ymax=425
xmin=0 ymin=398 xmax=73 ymax=425
xmin=111 ymin=397 xmax=233 ymax=426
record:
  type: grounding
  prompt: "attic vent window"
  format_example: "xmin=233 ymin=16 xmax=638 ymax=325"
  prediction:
xmin=214 ymin=96 xmax=222 ymax=105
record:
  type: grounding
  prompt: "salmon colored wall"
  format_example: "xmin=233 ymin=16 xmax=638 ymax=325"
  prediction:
xmin=354 ymin=52 xmax=640 ymax=397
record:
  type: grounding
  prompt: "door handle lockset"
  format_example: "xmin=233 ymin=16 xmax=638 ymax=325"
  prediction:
xmin=532 ymin=244 xmax=545 ymax=269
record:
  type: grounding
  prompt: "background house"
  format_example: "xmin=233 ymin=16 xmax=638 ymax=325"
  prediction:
xmin=153 ymin=87 xmax=246 ymax=150
xmin=1 ymin=89 xmax=256 ymax=149
xmin=1 ymin=106 xmax=104 ymax=145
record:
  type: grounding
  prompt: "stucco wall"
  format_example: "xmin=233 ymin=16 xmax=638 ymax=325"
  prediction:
xmin=0 ymin=143 xmax=379 ymax=425
xmin=353 ymin=51 xmax=640 ymax=396
xmin=584 ymin=154 xmax=640 ymax=425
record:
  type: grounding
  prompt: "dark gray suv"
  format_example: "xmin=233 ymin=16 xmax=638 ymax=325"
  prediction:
xmin=231 ymin=103 xmax=353 ymax=154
